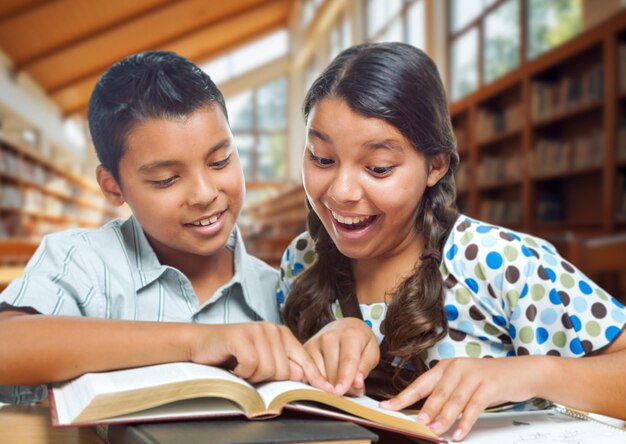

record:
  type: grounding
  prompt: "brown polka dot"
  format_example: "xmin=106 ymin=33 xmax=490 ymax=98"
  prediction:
xmin=295 ymin=239 xmax=309 ymax=251
xmin=469 ymin=306 xmax=486 ymax=321
xmin=280 ymin=268 xmax=285 ymax=279
xmin=445 ymin=274 xmax=458 ymax=289
xmin=525 ymin=304 xmax=537 ymax=322
xmin=505 ymin=266 xmax=520 ymax=283
xmin=488 ymin=284 xmax=497 ymax=299
xmin=562 ymin=313 xmax=573 ymax=329
xmin=498 ymin=333 xmax=512 ymax=344
xmin=561 ymin=261 xmax=575 ymax=273
xmin=465 ymin=244 xmax=478 ymax=260
xmin=517 ymin=347 xmax=530 ymax=355
xmin=547 ymin=349 xmax=561 ymax=357
xmin=458 ymin=221 xmax=471 ymax=231
xmin=528 ymin=248 xmax=540 ymax=259
xmin=591 ymin=302 xmax=607 ymax=318
xmin=499 ymin=232 xmax=515 ymax=242
xmin=582 ymin=340 xmax=593 ymax=354
xmin=483 ymin=355 xmax=494 ymax=359
xmin=449 ymin=328 xmax=467 ymax=341
xmin=537 ymin=265 xmax=550 ymax=280
xmin=558 ymin=291 xmax=570 ymax=307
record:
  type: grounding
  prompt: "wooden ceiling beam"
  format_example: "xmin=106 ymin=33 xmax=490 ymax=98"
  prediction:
xmin=45 ymin=0 xmax=289 ymax=96
xmin=0 ymin=0 xmax=48 ymax=25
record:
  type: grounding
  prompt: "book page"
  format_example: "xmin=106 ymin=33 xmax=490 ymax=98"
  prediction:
xmin=453 ymin=409 xmax=626 ymax=443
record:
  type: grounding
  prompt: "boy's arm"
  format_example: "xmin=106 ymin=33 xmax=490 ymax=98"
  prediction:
xmin=0 ymin=310 xmax=332 ymax=391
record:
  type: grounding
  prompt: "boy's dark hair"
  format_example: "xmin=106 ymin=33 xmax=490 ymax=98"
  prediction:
xmin=283 ymin=42 xmax=459 ymax=393
xmin=87 ymin=50 xmax=228 ymax=184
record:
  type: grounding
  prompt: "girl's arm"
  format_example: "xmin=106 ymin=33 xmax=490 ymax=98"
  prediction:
xmin=0 ymin=310 xmax=332 ymax=391
xmin=381 ymin=330 xmax=626 ymax=441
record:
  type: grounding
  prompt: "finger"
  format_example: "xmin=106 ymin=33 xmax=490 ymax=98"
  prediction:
xmin=450 ymin=388 xmax=490 ymax=442
xmin=283 ymin=332 xmax=333 ymax=392
xmin=317 ymin=335 xmax=341 ymax=388
xmin=289 ymin=359 xmax=304 ymax=382
xmin=268 ymin=326 xmax=291 ymax=381
xmin=231 ymin=339 xmax=260 ymax=380
xmin=333 ymin=335 xmax=365 ymax=395
xmin=380 ymin=364 xmax=445 ymax=412
xmin=355 ymin=336 xmax=380 ymax=388
xmin=426 ymin=379 xmax=479 ymax=436
xmin=245 ymin=328 xmax=275 ymax=383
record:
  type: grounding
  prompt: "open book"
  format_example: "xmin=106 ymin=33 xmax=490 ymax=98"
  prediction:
xmin=49 ymin=362 xmax=444 ymax=443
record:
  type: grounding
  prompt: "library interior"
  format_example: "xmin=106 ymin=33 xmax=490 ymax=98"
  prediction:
xmin=1 ymin=0 xmax=626 ymax=298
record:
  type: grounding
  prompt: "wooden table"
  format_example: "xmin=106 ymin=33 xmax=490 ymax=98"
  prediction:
xmin=0 ymin=266 xmax=24 ymax=291
xmin=0 ymin=402 xmax=103 ymax=444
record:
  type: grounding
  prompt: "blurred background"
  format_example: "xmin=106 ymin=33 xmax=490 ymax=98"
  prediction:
xmin=1 ymin=0 xmax=626 ymax=298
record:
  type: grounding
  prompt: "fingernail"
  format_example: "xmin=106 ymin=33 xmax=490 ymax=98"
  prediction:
xmin=429 ymin=422 xmax=442 ymax=431
xmin=333 ymin=383 xmax=344 ymax=394
xmin=355 ymin=372 xmax=365 ymax=387
xmin=453 ymin=429 xmax=463 ymax=441
xmin=416 ymin=413 xmax=430 ymax=423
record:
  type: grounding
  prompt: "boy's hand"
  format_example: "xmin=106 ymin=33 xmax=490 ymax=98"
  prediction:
xmin=189 ymin=322 xmax=333 ymax=392
xmin=380 ymin=356 xmax=542 ymax=441
xmin=304 ymin=317 xmax=380 ymax=396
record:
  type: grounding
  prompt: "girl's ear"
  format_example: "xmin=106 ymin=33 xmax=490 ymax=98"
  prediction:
xmin=96 ymin=165 xmax=125 ymax=206
xmin=426 ymin=153 xmax=450 ymax=187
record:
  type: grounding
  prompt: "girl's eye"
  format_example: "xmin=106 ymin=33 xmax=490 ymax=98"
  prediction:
xmin=367 ymin=165 xmax=395 ymax=176
xmin=309 ymin=152 xmax=334 ymax=167
xmin=210 ymin=154 xmax=232 ymax=169
xmin=150 ymin=177 xmax=177 ymax=188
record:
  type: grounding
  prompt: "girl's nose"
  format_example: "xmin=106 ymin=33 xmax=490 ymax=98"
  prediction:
xmin=327 ymin=168 xmax=362 ymax=204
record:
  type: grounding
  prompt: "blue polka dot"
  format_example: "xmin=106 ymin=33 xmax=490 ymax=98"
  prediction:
xmin=478 ymin=335 xmax=488 ymax=341
xmin=446 ymin=244 xmax=459 ymax=260
xmin=506 ymin=350 xmax=516 ymax=357
xmin=578 ymin=280 xmax=592 ymax=295
xmin=453 ymin=260 xmax=465 ymax=277
xmin=511 ymin=304 xmax=522 ymax=321
xmin=490 ymin=342 xmax=505 ymax=354
xmin=364 ymin=319 xmax=373 ymax=328
xmin=465 ymin=278 xmax=479 ymax=293
xmin=293 ymin=263 xmax=304 ymax=276
xmin=541 ymin=245 xmax=556 ymax=255
xmin=458 ymin=321 xmax=475 ymax=335
xmin=492 ymin=315 xmax=507 ymax=327
xmin=486 ymin=252 xmax=503 ymax=269
xmin=573 ymin=297 xmax=587 ymax=313
xmin=493 ymin=273 xmax=503 ymax=290
xmin=445 ymin=304 xmax=459 ymax=321
xmin=506 ymin=232 xmax=521 ymax=241
xmin=508 ymin=324 xmax=517 ymax=340
xmin=549 ymin=289 xmax=562 ymax=305
xmin=481 ymin=236 xmax=498 ymax=248
xmin=276 ymin=290 xmax=285 ymax=305
xmin=611 ymin=308 xmax=626 ymax=323
xmin=284 ymin=249 xmax=290 ymax=261
xmin=570 ymin=315 xmax=582 ymax=332
xmin=606 ymin=326 xmax=621 ymax=342
xmin=477 ymin=225 xmax=492 ymax=233
xmin=438 ymin=342 xmax=455 ymax=358
xmin=536 ymin=327 xmax=549 ymax=344
xmin=521 ymin=245 xmax=534 ymax=257
xmin=543 ymin=254 xmax=557 ymax=266
xmin=569 ymin=338 xmax=584 ymax=355
xmin=611 ymin=298 xmax=625 ymax=309
xmin=520 ymin=284 xmax=529 ymax=299
xmin=544 ymin=267 xmax=556 ymax=282
xmin=539 ymin=308 xmax=557 ymax=325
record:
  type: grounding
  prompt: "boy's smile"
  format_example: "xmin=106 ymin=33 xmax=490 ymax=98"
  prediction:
xmin=100 ymin=105 xmax=244 ymax=274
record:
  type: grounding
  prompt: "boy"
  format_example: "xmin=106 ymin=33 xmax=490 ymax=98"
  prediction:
xmin=0 ymin=51 xmax=329 ymax=403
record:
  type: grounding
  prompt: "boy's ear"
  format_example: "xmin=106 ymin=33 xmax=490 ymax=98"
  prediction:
xmin=96 ymin=165 xmax=125 ymax=206
xmin=426 ymin=153 xmax=450 ymax=187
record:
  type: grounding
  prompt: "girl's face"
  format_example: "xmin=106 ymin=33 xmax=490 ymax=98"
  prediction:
xmin=303 ymin=98 xmax=445 ymax=261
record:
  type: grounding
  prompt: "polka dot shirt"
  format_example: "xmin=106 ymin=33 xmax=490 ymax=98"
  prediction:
xmin=277 ymin=215 xmax=626 ymax=368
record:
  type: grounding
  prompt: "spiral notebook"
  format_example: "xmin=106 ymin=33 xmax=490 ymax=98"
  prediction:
xmin=450 ymin=404 xmax=626 ymax=443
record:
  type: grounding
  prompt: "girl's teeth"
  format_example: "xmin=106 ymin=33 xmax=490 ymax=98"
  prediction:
xmin=331 ymin=211 xmax=369 ymax=225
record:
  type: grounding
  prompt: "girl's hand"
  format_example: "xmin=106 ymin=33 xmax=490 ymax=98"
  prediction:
xmin=304 ymin=317 xmax=380 ymax=396
xmin=189 ymin=322 xmax=334 ymax=392
xmin=381 ymin=356 xmax=546 ymax=441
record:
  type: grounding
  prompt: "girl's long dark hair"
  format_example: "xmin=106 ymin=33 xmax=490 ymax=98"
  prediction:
xmin=282 ymin=43 xmax=460 ymax=379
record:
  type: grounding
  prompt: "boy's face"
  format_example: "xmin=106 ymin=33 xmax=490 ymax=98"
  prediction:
xmin=99 ymin=106 xmax=244 ymax=266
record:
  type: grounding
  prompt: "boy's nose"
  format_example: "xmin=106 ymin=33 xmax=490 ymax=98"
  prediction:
xmin=187 ymin=175 xmax=219 ymax=207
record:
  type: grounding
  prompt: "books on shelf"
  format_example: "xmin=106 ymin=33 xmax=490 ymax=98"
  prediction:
xmin=475 ymin=104 xmax=522 ymax=143
xmin=531 ymin=130 xmax=603 ymax=177
xmin=619 ymin=41 xmax=626 ymax=94
xmin=477 ymin=154 xmax=522 ymax=185
xmin=49 ymin=362 xmax=444 ymax=443
xmin=536 ymin=191 xmax=565 ymax=223
xmin=479 ymin=199 xmax=522 ymax=226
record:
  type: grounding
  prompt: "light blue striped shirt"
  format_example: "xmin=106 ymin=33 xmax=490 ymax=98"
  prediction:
xmin=0 ymin=216 xmax=279 ymax=403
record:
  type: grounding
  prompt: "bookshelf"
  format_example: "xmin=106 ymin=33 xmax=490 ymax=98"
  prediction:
xmin=450 ymin=10 xmax=626 ymax=241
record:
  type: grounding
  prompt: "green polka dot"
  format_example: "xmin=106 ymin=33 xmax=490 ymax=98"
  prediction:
xmin=552 ymin=331 xmax=566 ymax=348
xmin=334 ymin=304 xmax=343 ymax=319
xmin=484 ymin=323 xmax=499 ymax=335
xmin=585 ymin=320 xmax=601 ymax=337
xmin=461 ymin=232 xmax=474 ymax=245
xmin=524 ymin=237 xmax=538 ymax=247
xmin=506 ymin=289 xmax=520 ymax=308
xmin=439 ymin=262 xmax=449 ymax=275
xmin=474 ymin=263 xmax=487 ymax=281
xmin=286 ymin=266 xmax=293 ymax=278
xmin=371 ymin=304 xmax=384 ymax=320
xmin=595 ymin=288 xmax=609 ymax=301
xmin=504 ymin=245 xmax=518 ymax=261
xmin=466 ymin=341 xmax=482 ymax=357
xmin=455 ymin=287 xmax=471 ymax=304
xmin=531 ymin=284 xmax=545 ymax=301
xmin=559 ymin=273 xmax=575 ymax=289
xmin=519 ymin=326 xmax=534 ymax=344
xmin=303 ymin=250 xmax=316 ymax=264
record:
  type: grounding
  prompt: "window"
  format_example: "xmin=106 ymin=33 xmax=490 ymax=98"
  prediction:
xmin=451 ymin=28 xmax=479 ymax=101
xmin=228 ymin=78 xmax=287 ymax=182
xmin=527 ymin=0 xmax=583 ymax=59
xmin=327 ymin=12 xmax=352 ymax=61
xmin=484 ymin=0 xmax=520 ymax=84
xmin=364 ymin=0 xmax=425 ymax=48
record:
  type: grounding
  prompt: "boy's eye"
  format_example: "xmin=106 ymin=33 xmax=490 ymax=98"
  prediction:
xmin=367 ymin=165 xmax=395 ymax=176
xmin=150 ymin=177 xmax=177 ymax=188
xmin=309 ymin=152 xmax=334 ymax=167
xmin=210 ymin=154 xmax=232 ymax=169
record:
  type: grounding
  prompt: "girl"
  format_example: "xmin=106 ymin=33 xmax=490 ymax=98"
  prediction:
xmin=277 ymin=42 xmax=626 ymax=441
